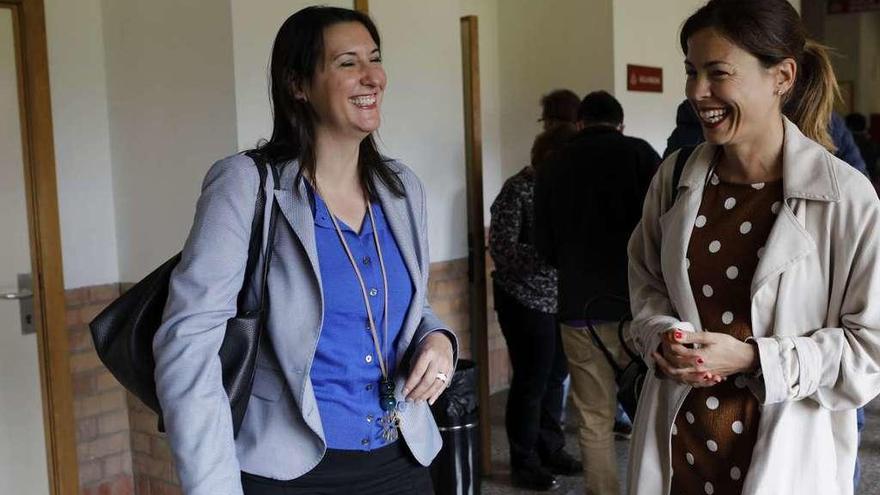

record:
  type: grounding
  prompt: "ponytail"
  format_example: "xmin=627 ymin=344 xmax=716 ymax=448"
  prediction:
xmin=783 ymin=40 xmax=840 ymax=152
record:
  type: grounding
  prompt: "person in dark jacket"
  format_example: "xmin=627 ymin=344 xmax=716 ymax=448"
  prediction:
xmin=534 ymin=90 xmax=659 ymax=495
xmin=662 ymin=100 xmax=704 ymax=159
xmin=664 ymin=99 xmax=868 ymax=174
xmin=846 ymin=112 xmax=879 ymax=184
xmin=489 ymin=124 xmax=581 ymax=491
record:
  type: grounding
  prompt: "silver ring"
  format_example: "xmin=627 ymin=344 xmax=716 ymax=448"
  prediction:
xmin=435 ymin=371 xmax=449 ymax=383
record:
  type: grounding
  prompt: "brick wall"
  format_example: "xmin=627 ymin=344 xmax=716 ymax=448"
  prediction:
xmin=66 ymin=284 xmax=135 ymax=495
xmin=64 ymin=257 xmax=509 ymax=493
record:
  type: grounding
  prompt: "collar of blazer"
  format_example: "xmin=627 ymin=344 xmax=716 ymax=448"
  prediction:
xmin=271 ymin=158 xmax=423 ymax=306
xmin=677 ymin=117 xmax=841 ymax=204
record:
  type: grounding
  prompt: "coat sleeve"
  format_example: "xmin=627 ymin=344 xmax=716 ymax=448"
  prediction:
xmin=627 ymin=151 xmax=697 ymax=370
xmin=753 ymin=176 xmax=880 ymax=408
xmin=410 ymin=171 xmax=459 ymax=369
xmin=152 ymin=155 xmax=259 ymax=495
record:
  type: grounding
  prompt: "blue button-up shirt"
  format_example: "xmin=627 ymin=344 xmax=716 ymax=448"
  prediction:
xmin=307 ymin=186 xmax=414 ymax=450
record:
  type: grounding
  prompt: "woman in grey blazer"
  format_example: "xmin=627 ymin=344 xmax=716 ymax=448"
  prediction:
xmin=153 ymin=7 xmax=456 ymax=495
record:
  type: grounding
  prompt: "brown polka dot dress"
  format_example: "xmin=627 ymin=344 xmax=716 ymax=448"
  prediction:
xmin=670 ymin=172 xmax=783 ymax=495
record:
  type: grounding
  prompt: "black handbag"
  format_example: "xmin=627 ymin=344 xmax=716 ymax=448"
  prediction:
xmin=89 ymin=151 xmax=280 ymax=436
xmin=583 ymin=295 xmax=645 ymax=420
xmin=581 ymin=145 xmax=696 ymax=420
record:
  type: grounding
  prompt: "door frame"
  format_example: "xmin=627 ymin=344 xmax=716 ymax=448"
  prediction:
xmin=2 ymin=1 xmax=79 ymax=494
xmin=460 ymin=14 xmax=492 ymax=477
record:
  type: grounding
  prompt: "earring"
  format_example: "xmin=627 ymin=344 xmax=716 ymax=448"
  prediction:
xmin=776 ymin=88 xmax=784 ymax=96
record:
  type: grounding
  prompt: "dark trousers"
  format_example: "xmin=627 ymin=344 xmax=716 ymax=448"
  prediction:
xmin=241 ymin=441 xmax=433 ymax=495
xmin=494 ymin=283 xmax=569 ymax=468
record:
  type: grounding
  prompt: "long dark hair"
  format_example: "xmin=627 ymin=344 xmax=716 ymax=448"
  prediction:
xmin=681 ymin=0 xmax=839 ymax=151
xmin=255 ymin=6 xmax=404 ymax=197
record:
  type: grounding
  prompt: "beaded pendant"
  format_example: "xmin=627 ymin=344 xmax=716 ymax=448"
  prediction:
xmin=378 ymin=378 xmax=400 ymax=441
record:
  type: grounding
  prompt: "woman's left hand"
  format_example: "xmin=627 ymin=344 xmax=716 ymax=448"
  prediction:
xmin=663 ymin=329 xmax=759 ymax=379
xmin=403 ymin=332 xmax=454 ymax=405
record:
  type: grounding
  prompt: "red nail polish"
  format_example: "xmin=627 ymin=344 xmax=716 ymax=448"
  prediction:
xmin=674 ymin=331 xmax=683 ymax=340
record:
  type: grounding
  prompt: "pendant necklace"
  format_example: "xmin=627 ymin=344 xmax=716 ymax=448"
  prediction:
xmin=326 ymin=196 xmax=400 ymax=442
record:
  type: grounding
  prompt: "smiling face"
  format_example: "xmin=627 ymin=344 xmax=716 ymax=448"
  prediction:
xmin=300 ymin=21 xmax=386 ymax=142
xmin=685 ymin=28 xmax=794 ymax=148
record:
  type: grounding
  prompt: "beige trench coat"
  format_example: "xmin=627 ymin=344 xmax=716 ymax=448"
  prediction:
xmin=626 ymin=118 xmax=880 ymax=495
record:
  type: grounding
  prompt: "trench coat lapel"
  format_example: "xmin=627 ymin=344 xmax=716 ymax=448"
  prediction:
xmin=660 ymin=145 xmax=716 ymax=330
xmin=750 ymin=118 xmax=836 ymax=298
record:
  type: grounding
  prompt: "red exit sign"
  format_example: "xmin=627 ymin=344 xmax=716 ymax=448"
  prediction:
xmin=627 ymin=64 xmax=663 ymax=93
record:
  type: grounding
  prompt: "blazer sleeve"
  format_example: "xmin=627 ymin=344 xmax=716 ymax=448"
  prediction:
xmin=627 ymin=151 xmax=697 ymax=370
xmin=410 ymin=172 xmax=459 ymax=368
xmin=753 ymin=175 xmax=880 ymax=408
xmin=152 ymin=154 xmax=259 ymax=495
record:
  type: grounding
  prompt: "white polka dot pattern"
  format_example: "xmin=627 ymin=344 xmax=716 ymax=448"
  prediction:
xmin=709 ymin=241 xmax=721 ymax=253
xmin=731 ymin=466 xmax=742 ymax=480
xmin=732 ymin=421 xmax=744 ymax=434
xmin=706 ymin=396 xmax=719 ymax=410
xmin=771 ymin=201 xmax=782 ymax=214
xmin=757 ymin=247 xmax=766 ymax=258
xmin=686 ymin=411 xmax=695 ymax=424
xmin=710 ymin=174 xmax=720 ymax=185
xmin=702 ymin=285 xmax=714 ymax=297
xmin=722 ymin=311 xmax=734 ymax=325
xmin=751 ymin=182 xmax=765 ymax=190
xmin=696 ymin=215 xmax=707 ymax=228
xmin=705 ymin=481 xmax=715 ymax=494
xmin=740 ymin=221 xmax=752 ymax=234
xmin=672 ymin=423 xmax=678 ymax=435
xmin=686 ymin=452 xmax=695 ymax=465
xmin=724 ymin=197 xmax=737 ymax=210
xmin=726 ymin=266 xmax=739 ymax=279
xmin=734 ymin=375 xmax=748 ymax=389
xmin=707 ymin=439 xmax=718 ymax=452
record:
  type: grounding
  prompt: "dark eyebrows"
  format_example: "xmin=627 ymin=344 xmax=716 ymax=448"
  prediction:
xmin=331 ymin=47 xmax=381 ymax=61
xmin=684 ymin=59 xmax=731 ymax=69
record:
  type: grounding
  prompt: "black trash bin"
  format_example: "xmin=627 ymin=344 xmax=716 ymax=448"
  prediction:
xmin=430 ymin=359 xmax=480 ymax=495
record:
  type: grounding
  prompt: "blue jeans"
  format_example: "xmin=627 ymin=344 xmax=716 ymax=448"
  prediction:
xmin=855 ymin=407 xmax=865 ymax=489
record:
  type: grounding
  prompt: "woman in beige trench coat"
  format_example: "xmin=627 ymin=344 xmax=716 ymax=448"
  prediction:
xmin=626 ymin=1 xmax=880 ymax=494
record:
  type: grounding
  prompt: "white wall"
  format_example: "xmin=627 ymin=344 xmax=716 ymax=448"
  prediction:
xmin=497 ymin=0 xmax=614 ymax=181
xmin=613 ymin=0 xmax=706 ymax=155
xmin=857 ymin=13 xmax=880 ymax=114
xmin=101 ymin=0 xmax=239 ymax=282
xmin=230 ymin=0 xmax=350 ymax=151
xmin=44 ymin=0 xmax=119 ymax=289
xmin=370 ymin=0 xmax=469 ymax=261
xmin=817 ymin=10 xmax=880 ymax=115
xmin=459 ymin=0 xmax=502 ymax=221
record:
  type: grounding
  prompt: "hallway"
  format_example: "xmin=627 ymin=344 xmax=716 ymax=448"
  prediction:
xmin=483 ymin=390 xmax=880 ymax=494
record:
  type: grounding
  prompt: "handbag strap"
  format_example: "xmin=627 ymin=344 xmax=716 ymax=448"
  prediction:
xmin=582 ymin=294 xmax=631 ymax=378
xmin=671 ymin=145 xmax=695 ymax=204
xmin=237 ymin=151 xmax=281 ymax=314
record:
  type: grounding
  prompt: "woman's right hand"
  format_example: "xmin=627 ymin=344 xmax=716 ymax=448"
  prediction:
xmin=651 ymin=328 xmax=725 ymax=388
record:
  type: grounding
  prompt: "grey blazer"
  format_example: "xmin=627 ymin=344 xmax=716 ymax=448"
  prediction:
xmin=153 ymin=154 xmax=456 ymax=495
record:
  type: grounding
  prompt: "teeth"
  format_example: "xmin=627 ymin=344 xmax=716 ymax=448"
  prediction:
xmin=350 ymin=95 xmax=376 ymax=107
xmin=699 ymin=108 xmax=728 ymax=124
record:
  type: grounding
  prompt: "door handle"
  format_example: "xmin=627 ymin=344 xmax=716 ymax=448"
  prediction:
xmin=1 ymin=289 xmax=33 ymax=300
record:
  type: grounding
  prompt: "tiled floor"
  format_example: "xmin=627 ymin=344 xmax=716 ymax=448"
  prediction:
xmin=479 ymin=391 xmax=880 ymax=495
